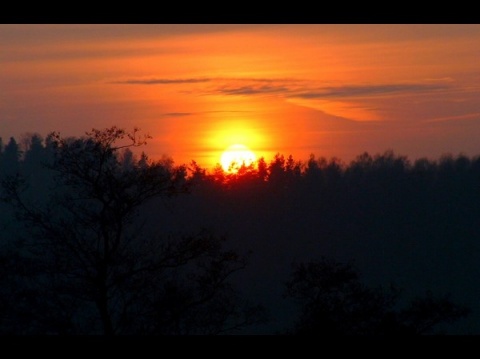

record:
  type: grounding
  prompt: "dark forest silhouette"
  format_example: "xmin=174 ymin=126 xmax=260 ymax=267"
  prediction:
xmin=0 ymin=126 xmax=478 ymax=335
xmin=0 ymin=128 xmax=264 ymax=334
xmin=285 ymin=258 xmax=469 ymax=335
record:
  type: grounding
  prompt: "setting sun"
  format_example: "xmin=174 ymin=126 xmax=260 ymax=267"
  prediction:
xmin=2 ymin=24 xmax=480 ymax=336
xmin=220 ymin=144 xmax=257 ymax=172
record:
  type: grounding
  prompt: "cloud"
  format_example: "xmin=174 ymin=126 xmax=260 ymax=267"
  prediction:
xmin=111 ymin=76 xmax=452 ymax=103
xmin=204 ymin=77 xmax=302 ymax=96
xmin=205 ymin=79 xmax=452 ymax=100
xmin=112 ymin=78 xmax=212 ymax=85
xmin=159 ymin=112 xmax=193 ymax=118
xmin=215 ymin=84 xmax=291 ymax=96
xmin=112 ymin=76 xmax=299 ymax=88
xmin=289 ymin=83 xmax=451 ymax=99
xmin=142 ymin=77 xmax=300 ymax=97
xmin=423 ymin=112 xmax=480 ymax=123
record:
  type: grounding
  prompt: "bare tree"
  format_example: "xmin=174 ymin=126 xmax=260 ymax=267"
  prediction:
xmin=1 ymin=126 xmax=264 ymax=334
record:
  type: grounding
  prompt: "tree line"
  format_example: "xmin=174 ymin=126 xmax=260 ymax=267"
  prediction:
xmin=0 ymin=127 xmax=475 ymax=335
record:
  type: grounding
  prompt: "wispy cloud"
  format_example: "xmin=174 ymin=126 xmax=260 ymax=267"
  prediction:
xmin=423 ymin=112 xmax=480 ymax=123
xmin=204 ymin=79 xmax=452 ymax=100
xmin=159 ymin=112 xmax=193 ymax=118
xmin=215 ymin=85 xmax=291 ymax=96
xmin=111 ymin=78 xmax=211 ymax=85
xmin=111 ymin=76 xmax=299 ymax=87
xmin=289 ymin=83 xmax=451 ymax=99
xmin=111 ymin=76 xmax=453 ymax=102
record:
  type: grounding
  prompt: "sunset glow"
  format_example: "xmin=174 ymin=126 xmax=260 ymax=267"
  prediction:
xmin=220 ymin=144 xmax=257 ymax=172
xmin=2 ymin=25 xmax=480 ymax=169
xmin=3 ymin=22 xmax=480 ymax=336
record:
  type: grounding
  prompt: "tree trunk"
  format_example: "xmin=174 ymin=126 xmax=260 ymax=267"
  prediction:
xmin=97 ymin=280 xmax=114 ymax=335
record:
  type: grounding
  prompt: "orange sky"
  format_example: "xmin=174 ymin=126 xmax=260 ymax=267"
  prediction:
xmin=2 ymin=24 xmax=480 ymax=169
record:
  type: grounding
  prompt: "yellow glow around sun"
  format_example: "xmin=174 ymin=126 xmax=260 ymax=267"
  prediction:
xmin=220 ymin=144 xmax=257 ymax=172
xmin=202 ymin=117 xmax=270 ymax=170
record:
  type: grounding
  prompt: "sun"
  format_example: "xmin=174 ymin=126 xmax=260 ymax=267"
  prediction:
xmin=220 ymin=144 xmax=257 ymax=173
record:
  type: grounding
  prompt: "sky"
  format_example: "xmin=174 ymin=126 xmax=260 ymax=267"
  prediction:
xmin=2 ymin=24 xmax=480 ymax=169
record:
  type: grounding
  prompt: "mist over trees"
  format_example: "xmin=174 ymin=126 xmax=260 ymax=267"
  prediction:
xmin=1 ymin=127 xmax=479 ymax=335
